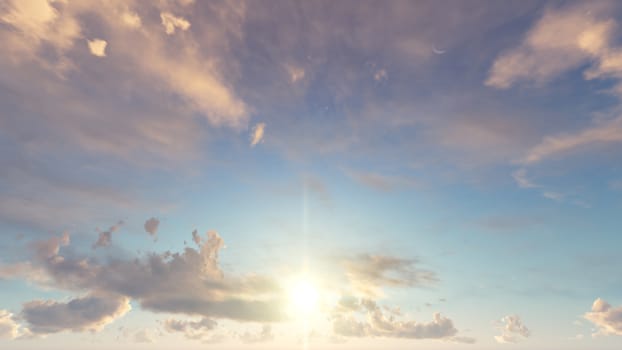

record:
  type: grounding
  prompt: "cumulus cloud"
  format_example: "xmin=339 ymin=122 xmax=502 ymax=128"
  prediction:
xmin=239 ymin=324 xmax=274 ymax=343
xmin=93 ymin=220 xmax=124 ymax=249
xmin=494 ymin=315 xmax=530 ymax=344
xmin=330 ymin=298 xmax=469 ymax=342
xmin=87 ymin=38 xmax=107 ymax=57
xmin=343 ymin=254 xmax=437 ymax=297
xmin=14 ymin=230 xmax=285 ymax=323
xmin=144 ymin=217 xmax=160 ymax=238
xmin=584 ymin=298 xmax=622 ymax=336
xmin=160 ymin=12 xmax=190 ymax=35
xmin=163 ymin=317 xmax=217 ymax=340
xmin=0 ymin=310 xmax=21 ymax=339
xmin=250 ymin=122 xmax=266 ymax=147
xmin=21 ymin=293 xmax=131 ymax=334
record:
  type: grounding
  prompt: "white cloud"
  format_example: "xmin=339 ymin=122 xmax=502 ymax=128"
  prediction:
xmin=584 ymin=298 xmax=622 ymax=336
xmin=121 ymin=11 xmax=141 ymax=28
xmin=87 ymin=38 xmax=107 ymax=57
xmin=250 ymin=122 xmax=266 ymax=147
xmin=286 ymin=65 xmax=305 ymax=83
xmin=239 ymin=324 xmax=274 ymax=343
xmin=521 ymin=116 xmax=622 ymax=164
xmin=486 ymin=2 xmax=616 ymax=89
xmin=0 ymin=310 xmax=21 ymax=339
xmin=512 ymin=168 xmax=538 ymax=188
xmin=494 ymin=315 xmax=530 ymax=344
xmin=331 ymin=298 xmax=467 ymax=341
xmin=160 ymin=12 xmax=190 ymax=35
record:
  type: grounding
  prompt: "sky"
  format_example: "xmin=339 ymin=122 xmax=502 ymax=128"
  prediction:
xmin=1 ymin=0 xmax=622 ymax=349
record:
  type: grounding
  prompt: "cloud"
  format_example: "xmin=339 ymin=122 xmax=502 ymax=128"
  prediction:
xmin=163 ymin=317 xmax=217 ymax=340
xmin=584 ymin=298 xmax=622 ymax=336
xmin=374 ymin=69 xmax=388 ymax=82
xmin=21 ymin=293 xmax=131 ymax=334
xmin=121 ymin=11 xmax=141 ymax=28
xmin=160 ymin=12 xmax=190 ymax=35
xmin=239 ymin=324 xmax=274 ymax=343
xmin=250 ymin=122 xmax=266 ymax=147
xmin=0 ymin=310 xmax=21 ymax=339
xmin=133 ymin=328 xmax=154 ymax=343
xmin=33 ymin=232 xmax=70 ymax=259
xmin=144 ymin=217 xmax=160 ymax=238
xmin=521 ymin=116 xmax=622 ymax=164
xmin=512 ymin=168 xmax=538 ymax=188
xmin=14 ymin=230 xmax=285 ymax=323
xmin=486 ymin=2 xmax=616 ymax=89
xmin=87 ymin=38 xmax=107 ymax=57
xmin=331 ymin=298 xmax=466 ymax=341
xmin=93 ymin=220 xmax=124 ymax=249
xmin=343 ymin=254 xmax=437 ymax=297
xmin=286 ymin=65 xmax=305 ymax=83
xmin=494 ymin=315 xmax=530 ymax=344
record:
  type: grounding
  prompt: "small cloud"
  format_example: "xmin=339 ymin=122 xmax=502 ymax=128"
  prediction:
xmin=239 ymin=324 xmax=274 ymax=343
xmin=87 ymin=39 xmax=107 ymax=57
xmin=512 ymin=168 xmax=538 ymax=188
xmin=144 ymin=217 xmax=160 ymax=239
xmin=133 ymin=329 xmax=154 ymax=343
xmin=286 ymin=65 xmax=305 ymax=83
xmin=343 ymin=254 xmax=437 ymax=297
xmin=163 ymin=317 xmax=217 ymax=340
xmin=374 ymin=69 xmax=388 ymax=81
xmin=250 ymin=122 xmax=266 ymax=147
xmin=93 ymin=220 xmax=124 ymax=249
xmin=160 ymin=12 xmax=190 ymax=35
xmin=494 ymin=315 xmax=530 ymax=344
xmin=542 ymin=191 xmax=564 ymax=201
xmin=121 ymin=12 xmax=141 ymax=28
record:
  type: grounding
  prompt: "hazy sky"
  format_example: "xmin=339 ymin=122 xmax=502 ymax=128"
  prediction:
xmin=1 ymin=0 xmax=622 ymax=349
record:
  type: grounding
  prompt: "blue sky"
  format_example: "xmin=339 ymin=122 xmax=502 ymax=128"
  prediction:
xmin=1 ymin=0 xmax=622 ymax=349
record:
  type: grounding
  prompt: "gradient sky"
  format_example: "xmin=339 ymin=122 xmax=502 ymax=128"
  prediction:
xmin=1 ymin=0 xmax=622 ymax=349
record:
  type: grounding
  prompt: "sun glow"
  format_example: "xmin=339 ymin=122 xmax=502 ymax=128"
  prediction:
xmin=288 ymin=279 xmax=319 ymax=315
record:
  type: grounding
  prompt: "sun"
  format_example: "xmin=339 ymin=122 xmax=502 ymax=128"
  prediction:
xmin=288 ymin=279 xmax=319 ymax=315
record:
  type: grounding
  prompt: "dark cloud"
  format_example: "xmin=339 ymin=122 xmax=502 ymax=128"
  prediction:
xmin=92 ymin=220 xmax=124 ymax=249
xmin=144 ymin=217 xmax=160 ymax=238
xmin=21 ymin=293 xmax=130 ymax=334
xmin=23 ymin=230 xmax=286 ymax=323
